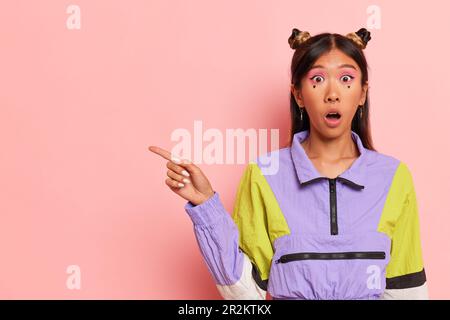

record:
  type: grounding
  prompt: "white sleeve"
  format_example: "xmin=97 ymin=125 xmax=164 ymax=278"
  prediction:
xmin=216 ymin=253 xmax=267 ymax=300
xmin=382 ymin=282 xmax=429 ymax=300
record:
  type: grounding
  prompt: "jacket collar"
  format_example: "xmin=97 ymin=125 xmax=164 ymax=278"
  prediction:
xmin=290 ymin=130 xmax=367 ymax=189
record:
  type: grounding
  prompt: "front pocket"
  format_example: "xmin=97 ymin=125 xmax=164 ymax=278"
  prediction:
xmin=268 ymin=233 xmax=391 ymax=299
xmin=275 ymin=251 xmax=386 ymax=264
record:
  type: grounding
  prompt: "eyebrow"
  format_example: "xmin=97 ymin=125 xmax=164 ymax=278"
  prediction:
xmin=309 ymin=64 xmax=357 ymax=70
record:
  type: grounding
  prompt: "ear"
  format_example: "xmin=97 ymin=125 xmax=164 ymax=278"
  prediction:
xmin=290 ymin=84 xmax=304 ymax=106
xmin=359 ymin=81 xmax=369 ymax=105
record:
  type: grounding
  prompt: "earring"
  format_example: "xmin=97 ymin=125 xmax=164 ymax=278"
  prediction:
xmin=300 ymin=107 xmax=304 ymax=121
xmin=359 ymin=106 xmax=363 ymax=119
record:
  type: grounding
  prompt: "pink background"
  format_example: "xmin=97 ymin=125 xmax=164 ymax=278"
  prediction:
xmin=0 ymin=0 xmax=449 ymax=299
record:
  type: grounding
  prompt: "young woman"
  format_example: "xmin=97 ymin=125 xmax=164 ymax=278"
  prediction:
xmin=149 ymin=28 xmax=428 ymax=300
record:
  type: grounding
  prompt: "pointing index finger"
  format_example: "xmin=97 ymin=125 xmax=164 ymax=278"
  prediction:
xmin=148 ymin=146 xmax=184 ymax=164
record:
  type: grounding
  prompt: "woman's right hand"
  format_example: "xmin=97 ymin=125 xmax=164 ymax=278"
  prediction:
xmin=148 ymin=146 xmax=215 ymax=206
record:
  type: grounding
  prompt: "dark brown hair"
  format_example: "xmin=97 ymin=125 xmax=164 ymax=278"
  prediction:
xmin=286 ymin=28 xmax=376 ymax=151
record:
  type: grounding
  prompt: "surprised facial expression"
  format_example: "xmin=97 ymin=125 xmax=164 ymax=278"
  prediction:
xmin=291 ymin=48 xmax=368 ymax=136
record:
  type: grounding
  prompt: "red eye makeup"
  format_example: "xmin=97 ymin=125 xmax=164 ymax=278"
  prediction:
xmin=340 ymin=74 xmax=355 ymax=83
xmin=306 ymin=69 xmax=358 ymax=86
xmin=307 ymin=72 xmax=326 ymax=84
xmin=338 ymin=68 xmax=357 ymax=81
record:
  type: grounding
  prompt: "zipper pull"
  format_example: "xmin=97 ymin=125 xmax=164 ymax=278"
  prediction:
xmin=275 ymin=257 xmax=283 ymax=264
xmin=275 ymin=256 xmax=288 ymax=264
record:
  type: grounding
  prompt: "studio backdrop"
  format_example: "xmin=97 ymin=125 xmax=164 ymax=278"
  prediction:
xmin=0 ymin=0 xmax=448 ymax=299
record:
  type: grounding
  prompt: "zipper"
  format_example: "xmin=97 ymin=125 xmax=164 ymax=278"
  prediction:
xmin=329 ymin=178 xmax=338 ymax=235
xmin=337 ymin=176 xmax=364 ymax=190
xmin=275 ymin=251 xmax=386 ymax=264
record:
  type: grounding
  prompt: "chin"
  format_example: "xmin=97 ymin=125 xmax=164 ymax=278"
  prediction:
xmin=317 ymin=124 xmax=351 ymax=140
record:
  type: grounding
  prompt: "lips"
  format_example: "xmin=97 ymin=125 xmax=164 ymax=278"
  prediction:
xmin=324 ymin=109 xmax=342 ymax=128
xmin=325 ymin=109 xmax=341 ymax=119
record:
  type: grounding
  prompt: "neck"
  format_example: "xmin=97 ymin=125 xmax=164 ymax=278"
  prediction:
xmin=301 ymin=127 xmax=359 ymax=161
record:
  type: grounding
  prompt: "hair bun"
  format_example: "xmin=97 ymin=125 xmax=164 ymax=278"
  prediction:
xmin=355 ymin=28 xmax=371 ymax=46
xmin=288 ymin=28 xmax=311 ymax=49
xmin=345 ymin=28 xmax=371 ymax=50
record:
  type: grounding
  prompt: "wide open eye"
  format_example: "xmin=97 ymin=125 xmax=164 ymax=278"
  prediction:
xmin=310 ymin=75 xmax=325 ymax=83
xmin=341 ymin=75 xmax=355 ymax=83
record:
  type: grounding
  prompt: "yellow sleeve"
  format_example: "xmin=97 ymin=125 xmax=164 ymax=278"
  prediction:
xmin=231 ymin=162 xmax=290 ymax=288
xmin=381 ymin=162 xmax=427 ymax=289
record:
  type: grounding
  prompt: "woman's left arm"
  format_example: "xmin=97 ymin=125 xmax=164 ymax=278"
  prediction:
xmin=382 ymin=164 xmax=428 ymax=300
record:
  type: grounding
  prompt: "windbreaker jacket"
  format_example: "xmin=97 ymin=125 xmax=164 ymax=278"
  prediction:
xmin=184 ymin=129 xmax=428 ymax=300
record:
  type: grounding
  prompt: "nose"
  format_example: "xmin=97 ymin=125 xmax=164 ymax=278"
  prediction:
xmin=326 ymin=94 xmax=340 ymax=103
xmin=325 ymin=81 xmax=340 ymax=103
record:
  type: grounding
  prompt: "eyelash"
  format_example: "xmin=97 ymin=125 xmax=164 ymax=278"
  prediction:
xmin=310 ymin=75 xmax=355 ymax=83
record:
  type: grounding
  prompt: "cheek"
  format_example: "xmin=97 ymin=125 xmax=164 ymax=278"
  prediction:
xmin=302 ymin=80 xmax=323 ymax=93
xmin=301 ymin=76 xmax=321 ymax=90
xmin=301 ymin=88 xmax=322 ymax=106
xmin=343 ymin=83 xmax=363 ymax=99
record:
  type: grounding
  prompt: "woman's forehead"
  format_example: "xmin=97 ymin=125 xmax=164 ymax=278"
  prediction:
xmin=312 ymin=49 xmax=360 ymax=72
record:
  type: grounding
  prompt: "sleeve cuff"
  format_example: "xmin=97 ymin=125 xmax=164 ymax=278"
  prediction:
xmin=184 ymin=191 xmax=229 ymax=226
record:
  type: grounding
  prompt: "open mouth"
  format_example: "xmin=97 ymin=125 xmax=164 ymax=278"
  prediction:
xmin=325 ymin=112 xmax=341 ymax=119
